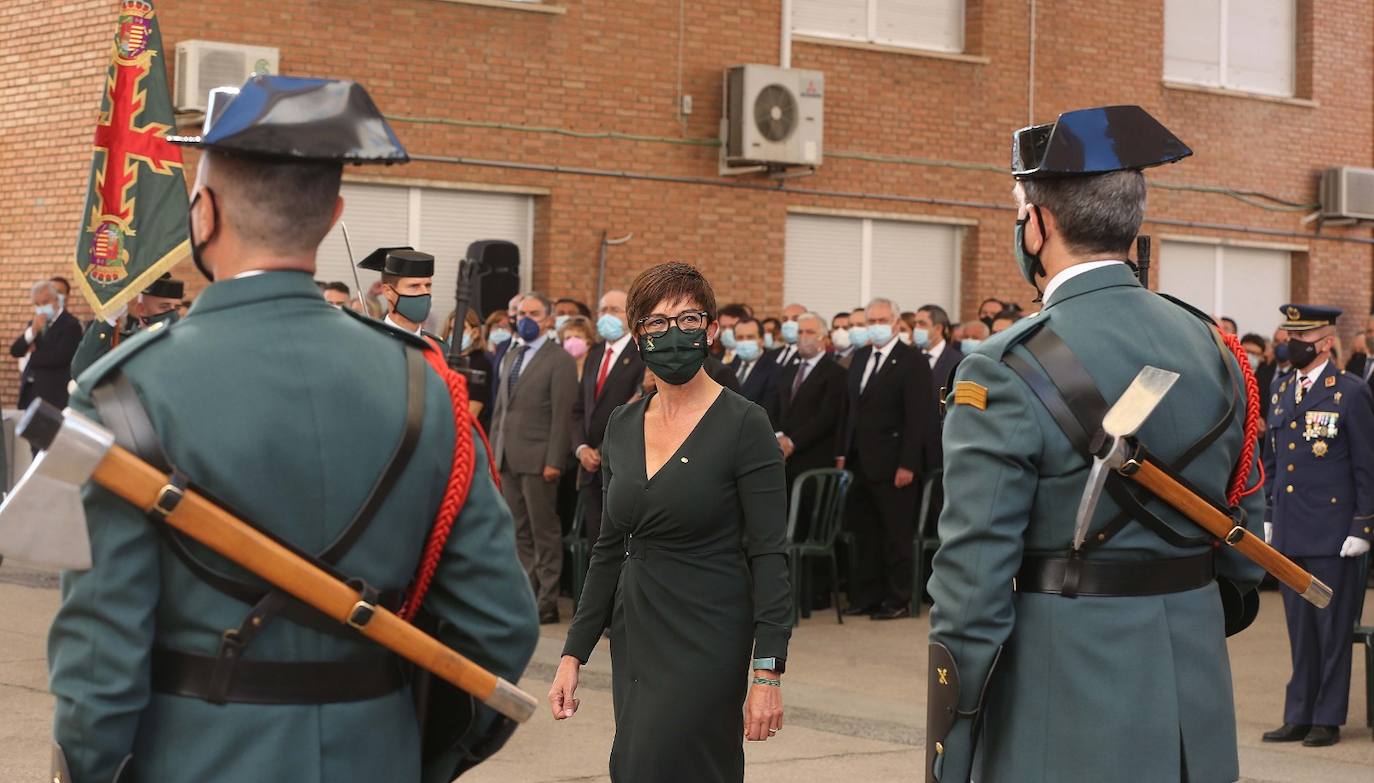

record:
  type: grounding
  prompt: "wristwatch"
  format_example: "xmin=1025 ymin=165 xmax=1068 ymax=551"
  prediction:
xmin=752 ymin=656 xmax=785 ymax=674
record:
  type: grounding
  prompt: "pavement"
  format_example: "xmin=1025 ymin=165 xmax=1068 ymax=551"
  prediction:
xmin=1 ymin=560 xmax=1370 ymax=782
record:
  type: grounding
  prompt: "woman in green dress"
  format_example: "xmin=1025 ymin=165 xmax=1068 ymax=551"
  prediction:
xmin=549 ymin=262 xmax=792 ymax=782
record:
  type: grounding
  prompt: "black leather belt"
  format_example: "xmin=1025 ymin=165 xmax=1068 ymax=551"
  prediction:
xmin=1015 ymin=552 xmax=1215 ymax=597
xmin=152 ymin=648 xmax=406 ymax=705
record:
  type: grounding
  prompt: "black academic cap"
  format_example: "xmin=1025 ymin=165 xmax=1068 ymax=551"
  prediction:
xmin=357 ymin=247 xmax=434 ymax=277
xmin=169 ymin=75 xmax=408 ymax=164
xmin=1279 ymin=304 xmax=1342 ymax=332
xmin=143 ymin=273 xmax=184 ymax=300
xmin=1012 ymin=105 xmax=1192 ymax=180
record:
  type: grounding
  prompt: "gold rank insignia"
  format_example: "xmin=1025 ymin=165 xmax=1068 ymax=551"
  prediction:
xmin=1335 ymin=392 xmax=1343 ymax=403
xmin=1325 ymin=375 xmax=1336 ymax=388
xmin=1272 ymin=394 xmax=1279 ymax=404
xmin=954 ymin=381 xmax=988 ymax=410
xmin=1313 ymin=440 xmax=1329 ymax=457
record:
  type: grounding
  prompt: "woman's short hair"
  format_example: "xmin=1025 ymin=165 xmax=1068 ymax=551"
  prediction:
xmin=627 ymin=261 xmax=718 ymax=330
xmin=558 ymin=314 xmax=594 ymax=342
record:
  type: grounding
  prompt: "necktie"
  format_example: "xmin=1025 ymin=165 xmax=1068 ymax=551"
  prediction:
xmin=790 ymin=359 xmax=810 ymax=400
xmin=507 ymin=345 xmax=528 ymax=400
xmin=860 ymin=349 xmax=882 ymax=394
xmin=1297 ymin=374 xmax=1312 ymax=404
xmin=737 ymin=361 xmax=751 ymax=384
xmin=595 ymin=345 xmax=615 ymax=400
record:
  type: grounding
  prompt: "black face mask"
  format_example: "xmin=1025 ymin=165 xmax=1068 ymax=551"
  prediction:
xmin=1287 ymin=337 xmax=1321 ymax=371
xmin=140 ymin=309 xmax=180 ymax=329
xmin=188 ymin=189 xmax=219 ymax=282
xmin=639 ymin=326 xmax=707 ymax=385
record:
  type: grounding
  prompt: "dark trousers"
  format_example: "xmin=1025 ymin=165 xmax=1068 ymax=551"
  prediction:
xmin=580 ymin=469 xmax=605 ymax=543
xmin=1280 ymin=555 xmax=1362 ymax=726
xmin=845 ymin=462 xmax=918 ymax=609
xmin=501 ymin=469 xmax=563 ymax=614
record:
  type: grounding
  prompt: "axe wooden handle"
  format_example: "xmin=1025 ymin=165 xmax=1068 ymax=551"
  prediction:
xmin=1131 ymin=461 xmax=1332 ymax=608
xmin=91 ymin=445 xmax=539 ymax=722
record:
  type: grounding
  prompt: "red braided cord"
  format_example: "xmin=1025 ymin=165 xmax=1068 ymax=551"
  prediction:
xmin=398 ymin=344 xmax=498 ymax=621
xmin=1219 ymin=330 xmax=1266 ymax=506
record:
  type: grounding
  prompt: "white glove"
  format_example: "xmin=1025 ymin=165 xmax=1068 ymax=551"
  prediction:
xmin=1264 ymin=522 xmax=1273 ymax=544
xmin=1339 ymin=535 xmax=1371 ymax=558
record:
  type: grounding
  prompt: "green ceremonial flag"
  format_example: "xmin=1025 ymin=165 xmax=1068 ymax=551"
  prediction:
xmin=73 ymin=0 xmax=189 ymax=320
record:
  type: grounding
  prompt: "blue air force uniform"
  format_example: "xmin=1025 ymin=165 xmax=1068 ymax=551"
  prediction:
xmin=1262 ymin=304 xmax=1374 ymax=737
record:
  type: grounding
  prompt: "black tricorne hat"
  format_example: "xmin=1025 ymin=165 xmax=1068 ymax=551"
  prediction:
xmin=357 ymin=247 xmax=434 ymax=277
xmin=1012 ymin=105 xmax=1191 ymax=180
xmin=143 ymin=273 xmax=183 ymax=300
xmin=169 ymin=75 xmax=408 ymax=164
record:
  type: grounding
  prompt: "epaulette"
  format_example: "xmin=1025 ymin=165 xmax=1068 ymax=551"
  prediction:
xmin=340 ymin=306 xmax=430 ymax=349
xmin=1156 ymin=292 xmax=1218 ymax=327
xmin=77 ymin=318 xmax=174 ymax=390
xmin=983 ymin=310 xmax=1051 ymax=361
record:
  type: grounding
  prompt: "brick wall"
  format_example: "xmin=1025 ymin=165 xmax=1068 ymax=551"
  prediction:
xmin=2 ymin=0 xmax=1371 ymax=402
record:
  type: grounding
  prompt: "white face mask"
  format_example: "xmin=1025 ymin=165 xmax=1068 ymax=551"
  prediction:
xmin=830 ymin=327 xmax=852 ymax=350
xmin=898 ymin=332 xmax=913 ymax=345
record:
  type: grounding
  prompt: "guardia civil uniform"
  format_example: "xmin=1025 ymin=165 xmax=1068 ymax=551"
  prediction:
xmin=46 ymin=76 xmax=539 ymax=783
xmin=927 ymin=107 xmax=1266 ymax=783
xmin=1261 ymin=304 xmax=1374 ymax=744
xmin=70 ymin=275 xmax=184 ymax=379
xmin=357 ymin=246 xmax=449 ymax=351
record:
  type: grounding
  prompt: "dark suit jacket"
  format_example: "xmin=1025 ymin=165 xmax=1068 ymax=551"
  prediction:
xmin=571 ymin=339 xmax=645 ymax=484
xmin=1255 ymin=360 xmax=1278 ymax=423
xmin=772 ymin=355 xmax=847 ymax=478
xmin=928 ymin=342 xmax=965 ymax=402
xmin=704 ymin=355 xmax=740 ymax=393
xmin=841 ymin=339 xmax=934 ymax=481
xmin=11 ymin=310 xmax=81 ymax=409
xmin=728 ymin=354 xmax=781 ymax=409
xmin=1346 ymin=352 xmax=1374 ymax=393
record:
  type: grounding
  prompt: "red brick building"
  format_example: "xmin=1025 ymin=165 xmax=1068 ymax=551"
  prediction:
xmin=3 ymin=0 xmax=1371 ymax=398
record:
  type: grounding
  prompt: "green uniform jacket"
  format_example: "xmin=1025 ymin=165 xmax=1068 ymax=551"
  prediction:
xmin=928 ymin=265 xmax=1265 ymax=783
xmin=70 ymin=319 xmax=129 ymax=381
xmin=48 ymin=271 xmax=539 ymax=783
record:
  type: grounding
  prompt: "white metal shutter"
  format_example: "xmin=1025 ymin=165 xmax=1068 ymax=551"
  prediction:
xmin=317 ymin=183 xmax=410 ymax=294
xmin=874 ymin=0 xmax=964 ymax=53
xmin=1164 ymin=0 xmax=1221 ymax=86
xmin=868 ymin=219 xmax=959 ymax=314
xmin=792 ymin=0 xmax=868 ymax=41
xmin=784 ymin=214 xmax=864 ymax=322
xmin=1226 ymin=0 xmax=1295 ymax=96
xmin=418 ymin=189 xmax=533 ymax=323
xmin=1219 ymin=246 xmax=1290 ymax=337
xmin=1159 ymin=241 xmax=1219 ymax=317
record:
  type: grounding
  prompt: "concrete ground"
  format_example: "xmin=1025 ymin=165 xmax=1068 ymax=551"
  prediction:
xmin=2 ymin=560 xmax=1370 ymax=782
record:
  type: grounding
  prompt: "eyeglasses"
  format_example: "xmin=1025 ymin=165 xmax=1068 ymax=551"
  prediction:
xmin=637 ymin=310 xmax=708 ymax=337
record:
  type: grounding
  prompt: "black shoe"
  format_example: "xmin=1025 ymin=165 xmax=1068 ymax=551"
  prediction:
xmin=843 ymin=603 xmax=879 ymax=616
xmin=539 ymin=609 xmax=560 ymax=625
xmin=1261 ymin=723 xmax=1311 ymax=742
xmin=1302 ymin=726 xmax=1339 ymax=747
xmin=871 ymin=605 xmax=911 ymax=621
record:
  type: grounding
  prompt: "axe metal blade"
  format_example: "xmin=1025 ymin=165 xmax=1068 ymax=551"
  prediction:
xmin=0 ymin=409 xmax=114 ymax=571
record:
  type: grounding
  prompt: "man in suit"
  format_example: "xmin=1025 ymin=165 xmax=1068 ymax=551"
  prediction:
xmin=914 ymin=304 xmax=964 ymax=402
xmin=46 ymin=75 xmax=538 ymax=783
xmin=1343 ymin=311 xmax=1374 ymax=394
xmin=838 ymin=296 xmax=934 ymax=621
xmin=774 ymin=312 xmax=846 ymax=488
xmin=572 ymin=289 xmax=644 ymax=541
xmin=728 ymin=316 xmax=781 ymax=409
xmin=11 ymin=279 xmax=82 ymax=415
xmin=1261 ymin=304 xmax=1374 ymax=748
xmin=928 ymin=106 xmax=1264 ymax=783
xmin=491 ymin=291 xmax=579 ymax=624
xmin=769 ymin=302 xmax=807 ymax=369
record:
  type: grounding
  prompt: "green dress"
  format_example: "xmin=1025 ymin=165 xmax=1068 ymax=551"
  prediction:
xmin=563 ymin=388 xmax=791 ymax=783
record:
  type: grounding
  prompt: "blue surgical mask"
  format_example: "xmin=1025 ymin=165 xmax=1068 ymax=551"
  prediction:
xmin=462 ymin=331 xmax=473 ymax=352
xmin=961 ymin=338 xmax=983 ymax=352
xmin=488 ymin=327 xmax=512 ymax=346
xmin=554 ymin=314 xmax=570 ymax=332
xmin=597 ymin=313 xmax=626 ymax=341
xmin=781 ymin=320 xmax=800 ymax=344
xmin=869 ymin=324 xmax=894 ymax=346
xmin=720 ymin=327 xmax=737 ymax=349
xmin=913 ymin=328 xmax=930 ymax=349
xmin=34 ymin=304 xmax=57 ymax=322
xmin=516 ymin=316 xmax=542 ymax=342
xmin=849 ymin=326 xmax=871 ymax=348
xmin=735 ymin=339 xmax=762 ymax=362
xmin=763 ymin=333 xmax=776 ymax=350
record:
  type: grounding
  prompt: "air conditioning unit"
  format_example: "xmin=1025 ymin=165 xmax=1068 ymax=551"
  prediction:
xmin=1320 ymin=166 xmax=1374 ymax=221
xmin=723 ymin=65 xmax=824 ymax=168
xmin=175 ymin=40 xmax=279 ymax=113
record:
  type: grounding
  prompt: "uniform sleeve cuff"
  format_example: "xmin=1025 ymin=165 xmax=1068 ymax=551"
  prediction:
xmin=752 ymin=626 xmax=790 ymax=661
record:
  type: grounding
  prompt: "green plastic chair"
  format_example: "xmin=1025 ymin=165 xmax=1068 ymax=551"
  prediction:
xmin=912 ymin=470 xmax=944 ymax=617
xmin=786 ymin=468 xmax=853 ymax=626
xmin=562 ymin=488 xmax=590 ymax=614
xmin=1354 ymin=554 xmax=1372 ymax=736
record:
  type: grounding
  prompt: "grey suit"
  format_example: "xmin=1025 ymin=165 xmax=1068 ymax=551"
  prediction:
xmin=490 ymin=338 xmax=579 ymax=614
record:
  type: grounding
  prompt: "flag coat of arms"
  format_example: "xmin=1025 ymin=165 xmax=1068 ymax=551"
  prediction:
xmin=74 ymin=0 xmax=188 ymax=320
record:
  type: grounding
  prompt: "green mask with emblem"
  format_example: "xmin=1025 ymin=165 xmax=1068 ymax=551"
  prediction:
xmin=639 ymin=326 xmax=706 ymax=386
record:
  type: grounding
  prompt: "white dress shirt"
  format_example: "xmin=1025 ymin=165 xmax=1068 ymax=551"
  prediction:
xmin=1296 ymin=359 xmax=1329 ymax=402
xmin=384 ymin=313 xmax=423 ymax=337
xmin=925 ymin=339 xmax=946 ymax=367
xmin=860 ymin=337 xmax=897 ymax=393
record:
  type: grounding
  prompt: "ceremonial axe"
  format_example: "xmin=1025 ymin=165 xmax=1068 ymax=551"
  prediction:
xmin=1073 ymin=366 xmax=1332 ymax=609
xmin=0 ymin=400 xmax=540 ymax=722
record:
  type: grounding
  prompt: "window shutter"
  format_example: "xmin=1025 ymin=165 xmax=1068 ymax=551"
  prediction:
xmin=418 ymin=189 xmax=534 ymax=321
xmin=868 ymin=219 xmax=960 ymax=315
xmin=1159 ymin=241 xmax=1219 ymax=317
xmin=792 ymin=0 xmax=868 ymax=41
xmin=1164 ymin=0 xmax=1221 ymax=86
xmin=784 ymin=214 xmax=864 ymax=322
xmin=874 ymin=0 xmax=964 ymax=53
xmin=1226 ymin=0 xmax=1295 ymax=96
xmin=1218 ymin=246 xmax=1290 ymax=337
xmin=317 ymin=182 xmax=411 ymax=295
